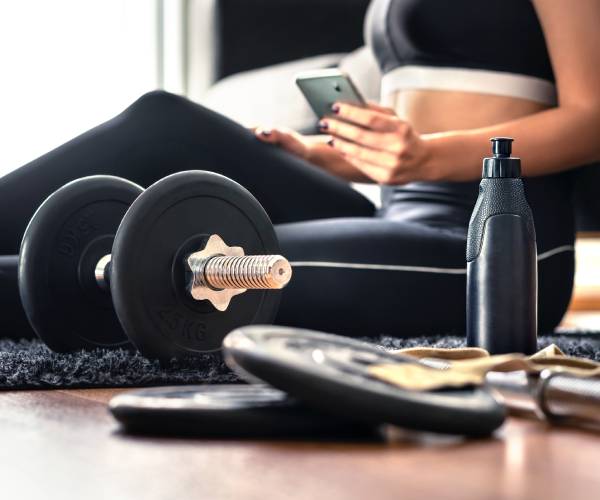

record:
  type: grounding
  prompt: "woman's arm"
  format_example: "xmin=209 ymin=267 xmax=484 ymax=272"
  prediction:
xmin=325 ymin=0 xmax=600 ymax=183
xmin=254 ymin=126 xmax=373 ymax=182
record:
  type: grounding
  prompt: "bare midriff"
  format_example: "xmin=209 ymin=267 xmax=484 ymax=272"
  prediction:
xmin=386 ymin=89 xmax=552 ymax=134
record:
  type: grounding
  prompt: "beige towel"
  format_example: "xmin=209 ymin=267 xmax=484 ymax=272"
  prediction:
xmin=368 ymin=344 xmax=600 ymax=391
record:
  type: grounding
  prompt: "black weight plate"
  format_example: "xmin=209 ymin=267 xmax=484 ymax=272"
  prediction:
xmin=111 ymin=171 xmax=281 ymax=361
xmin=223 ymin=326 xmax=506 ymax=436
xmin=19 ymin=176 xmax=143 ymax=351
xmin=109 ymin=384 xmax=375 ymax=437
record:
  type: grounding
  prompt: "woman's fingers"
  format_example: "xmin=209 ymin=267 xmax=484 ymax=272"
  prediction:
xmin=321 ymin=119 xmax=378 ymax=143
xmin=347 ymin=158 xmax=397 ymax=184
xmin=320 ymin=103 xmax=427 ymax=184
xmin=254 ymin=127 xmax=277 ymax=143
xmin=331 ymin=102 xmax=399 ymax=131
xmin=329 ymin=147 xmax=402 ymax=185
xmin=330 ymin=137 xmax=399 ymax=171
xmin=255 ymin=127 xmax=308 ymax=158
xmin=337 ymin=151 xmax=410 ymax=185
xmin=321 ymin=118 xmax=402 ymax=152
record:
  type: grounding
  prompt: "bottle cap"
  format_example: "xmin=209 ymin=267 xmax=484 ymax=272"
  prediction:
xmin=482 ymin=137 xmax=521 ymax=178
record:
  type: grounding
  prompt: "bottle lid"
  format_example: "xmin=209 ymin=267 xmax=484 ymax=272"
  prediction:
xmin=482 ymin=137 xmax=521 ymax=178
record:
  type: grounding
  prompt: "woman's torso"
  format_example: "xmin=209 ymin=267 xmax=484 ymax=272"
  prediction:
xmin=366 ymin=0 xmax=556 ymax=115
xmin=371 ymin=0 xmax=553 ymax=138
xmin=389 ymin=90 xmax=550 ymax=135
xmin=365 ymin=0 xmax=575 ymax=250
xmin=365 ymin=0 xmax=570 ymax=242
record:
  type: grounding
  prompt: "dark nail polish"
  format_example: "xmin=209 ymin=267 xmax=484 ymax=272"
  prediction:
xmin=318 ymin=120 xmax=328 ymax=130
xmin=261 ymin=129 xmax=272 ymax=136
xmin=327 ymin=139 xmax=334 ymax=147
xmin=331 ymin=104 xmax=340 ymax=114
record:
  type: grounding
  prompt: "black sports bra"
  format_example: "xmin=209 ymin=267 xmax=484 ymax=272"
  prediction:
xmin=365 ymin=0 xmax=556 ymax=105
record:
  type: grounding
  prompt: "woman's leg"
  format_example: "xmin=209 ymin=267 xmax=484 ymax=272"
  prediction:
xmin=276 ymin=218 xmax=469 ymax=336
xmin=0 ymin=90 xmax=374 ymax=254
xmin=275 ymin=216 xmax=575 ymax=337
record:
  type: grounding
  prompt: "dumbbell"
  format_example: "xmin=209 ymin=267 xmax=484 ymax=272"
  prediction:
xmin=18 ymin=171 xmax=292 ymax=362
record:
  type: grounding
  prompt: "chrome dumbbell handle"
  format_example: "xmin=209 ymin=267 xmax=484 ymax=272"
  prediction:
xmin=187 ymin=234 xmax=291 ymax=311
xmin=202 ymin=254 xmax=291 ymax=290
xmin=94 ymin=254 xmax=112 ymax=291
xmin=94 ymin=234 xmax=292 ymax=312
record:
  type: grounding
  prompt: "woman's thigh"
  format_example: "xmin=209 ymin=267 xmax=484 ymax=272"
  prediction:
xmin=275 ymin=217 xmax=468 ymax=336
xmin=0 ymin=90 xmax=374 ymax=253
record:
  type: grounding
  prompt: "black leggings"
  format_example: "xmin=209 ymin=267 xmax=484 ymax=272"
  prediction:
xmin=0 ymin=90 xmax=575 ymax=338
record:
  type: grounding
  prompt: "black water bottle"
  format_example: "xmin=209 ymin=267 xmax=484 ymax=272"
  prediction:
xmin=466 ymin=138 xmax=537 ymax=354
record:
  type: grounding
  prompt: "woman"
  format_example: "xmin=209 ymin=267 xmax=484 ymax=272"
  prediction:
xmin=1 ymin=0 xmax=599 ymax=337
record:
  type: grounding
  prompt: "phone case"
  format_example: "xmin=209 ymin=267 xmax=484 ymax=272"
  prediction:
xmin=295 ymin=69 xmax=366 ymax=119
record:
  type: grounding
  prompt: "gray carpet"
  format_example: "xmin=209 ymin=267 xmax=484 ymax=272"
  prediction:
xmin=1 ymin=331 xmax=599 ymax=390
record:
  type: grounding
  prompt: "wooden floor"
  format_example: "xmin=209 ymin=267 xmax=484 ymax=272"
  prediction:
xmin=0 ymin=388 xmax=598 ymax=500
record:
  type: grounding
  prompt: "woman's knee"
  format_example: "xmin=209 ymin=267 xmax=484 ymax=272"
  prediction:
xmin=119 ymin=89 xmax=215 ymax=142
xmin=124 ymin=89 xmax=225 ymax=138
xmin=128 ymin=89 xmax=190 ymax=117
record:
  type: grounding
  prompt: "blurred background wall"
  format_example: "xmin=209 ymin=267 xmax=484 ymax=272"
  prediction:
xmin=0 ymin=1 xmax=164 ymax=176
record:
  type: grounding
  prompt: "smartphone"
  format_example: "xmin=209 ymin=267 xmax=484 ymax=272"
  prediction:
xmin=295 ymin=69 xmax=366 ymax=119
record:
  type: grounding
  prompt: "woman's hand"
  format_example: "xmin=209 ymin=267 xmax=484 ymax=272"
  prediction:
xmin=321 ymin=102 xmax=434 ymax=184
xmin=253 ymin=126 xmax=315 ymax=160
xmin=253 ymin=126 xmax=372 ymax=182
